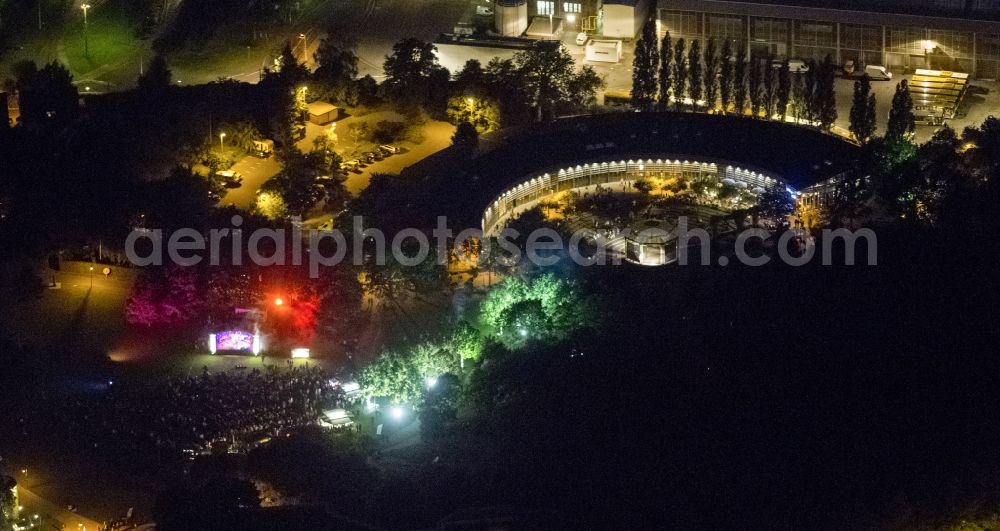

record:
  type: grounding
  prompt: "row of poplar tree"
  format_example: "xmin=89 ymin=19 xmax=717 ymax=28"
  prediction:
xmin=631 ymin=17 xmax=839 ymax=129
xmin=631 ymin=17 xmax=920 ymax=146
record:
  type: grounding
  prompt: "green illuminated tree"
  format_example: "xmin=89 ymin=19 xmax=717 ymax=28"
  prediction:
xmin=479 ymin=274 xmax=596 ymax=348
xmin=448 ymin=320 xmax=485 ymax=364
xmin=410 ymin=342 xmax=456 ymax=381
xmin=497 ymin=299 xmax=549 ymax=348
xmin=359 ymin=341 xmax=457 ymax=405
xmin=358 ymin=350 xmax=424 ymax=405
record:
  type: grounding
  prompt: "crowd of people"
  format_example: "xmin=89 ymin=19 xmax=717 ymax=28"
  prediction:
xmin=67 ymin=365 xmax=344 ymax=456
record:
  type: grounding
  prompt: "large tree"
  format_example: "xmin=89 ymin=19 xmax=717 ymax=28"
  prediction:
xmin=886 ymin=79 xmax=916 ymax=145
xmin=718 ymin=39 xmax=733 ymax=114
xmin=446 ymin=95 xmax=500 ymax=133
xmin=803 ymin=58 xmax=818 ymax=122
xmin=816 ymin=54 xmax=838 ymax=130
xmin=748 ymin=54 xmax=763 ymax=117
xmin=763 ymin=54 xmax=777 ymax=118
xmin=703 ymin=38 xmax=719 ymax=112
xmin=14 ymin=60 xmax=79 ymax=128
xmin=137 ymin=55 xmax=172 ymax=93
xmin=313 ymin=35 xmax=358 ymax=102
xmin=382 ymin=37 xmax=447 ymax=107
xmin=454 ymin=58 xmax=487 ymax=95
xmin=631 ymin=16 xmax=659 ymax=111
xmin=733 ymin=42 xmax=748 ymax=115
xmin=452 ymin=120 xmax=479 ymax=153
xmin=483 ymin=57 xmax=531 ymax=126
xmin=849 ymin=73 xmax=877 ymax=144
xmin=513 ymin=46 xmax=603 ymax=121
xmin=687 ymin=39 xmax=702 ymax=111
xmin=791 ymin=68 xmax=806 ymax=123
xmin=671 ymin=38 xmax=687 ymax=111
xmin=479 ymin=274 xmax=595 ymax=348
xmin=658 ymin=31 xmax=673 ymax=110
xmin=776 ymin=59 xmax=791 ymax=122
xmin=273 ymin=41 xmax=310 ymax=87
xmin=262 ymin=149 xmax=328 ymax=217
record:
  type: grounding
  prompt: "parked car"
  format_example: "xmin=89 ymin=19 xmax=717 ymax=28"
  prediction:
xmin=785 ymin=59 xmax=808 ymax=73
xmin=216 ymin=170 xmax=244 ymax=188
xmin=340 ymin=160 xmax=361 ymax=173
xmin=771 ymin=59 xmax=808 ymax=73
xmin=843 ymin=59 xmax=856 ymax=77
xmin=575 ymin=32 xmax=589 ymax=46
xmin=252 ymin=139 xmax=274 ymax=158
xmin=378 ymin=144 xmax=401 ymax=155
xmin=845 ymin=62 xmax=892 ymax=80
xmin=864 ymin=64 xmax=892 ymax=80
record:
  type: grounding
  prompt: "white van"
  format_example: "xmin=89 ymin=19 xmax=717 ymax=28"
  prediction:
xmin=865 ymin=65 xmax=892 ymax=80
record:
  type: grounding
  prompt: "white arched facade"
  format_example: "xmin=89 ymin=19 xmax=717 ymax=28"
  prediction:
xmin=481 ymin=158 xmax=785 ymax=236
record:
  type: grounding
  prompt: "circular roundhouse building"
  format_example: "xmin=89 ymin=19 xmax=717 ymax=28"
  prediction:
xmin=398 ymin=112 xmax=860 ymax=264
xmin=470 ymin=113 xmax=859 ymax=237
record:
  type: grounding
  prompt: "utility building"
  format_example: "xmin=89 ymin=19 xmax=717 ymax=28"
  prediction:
xmin=496 ymin=0 xmax=653 ymax=38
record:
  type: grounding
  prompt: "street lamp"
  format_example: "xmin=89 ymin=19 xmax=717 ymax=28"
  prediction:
xmin=89 ymin=266 xmax=94 ymax=288
xmin=299 ymin=33 xmax=307 ymax=62
xmin=81 ymin=4 xmax=91 ymax=57
xmin=219 ymin=132 xmax=226 ymax=152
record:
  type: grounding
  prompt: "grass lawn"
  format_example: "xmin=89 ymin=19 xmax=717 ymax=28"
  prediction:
xmin=62 ymin=12 xmax=143 ymax=81
xmin=0 ymin=2 xmax=148 ymax=87
xmin=0 ymin=265 xmax=133 ymax=355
